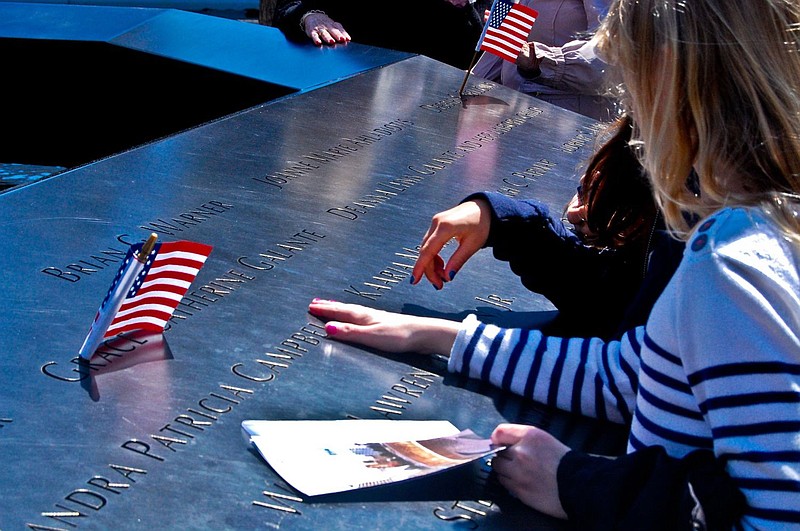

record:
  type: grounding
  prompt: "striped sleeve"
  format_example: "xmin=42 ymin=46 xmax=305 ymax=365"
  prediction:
xmin=448 ymin=314 xmax=642 ymax=424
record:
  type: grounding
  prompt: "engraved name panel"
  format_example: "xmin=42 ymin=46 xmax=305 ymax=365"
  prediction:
xmin=0 ymin=55 xmax=624 ymax=530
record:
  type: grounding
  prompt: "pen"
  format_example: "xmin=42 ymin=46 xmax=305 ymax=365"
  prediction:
xmin=78 ymin=233 xmax=158 ymax=359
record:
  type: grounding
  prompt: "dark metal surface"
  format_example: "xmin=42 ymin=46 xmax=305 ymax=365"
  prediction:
xmin=0 ymin=49 xmax=624 ymax=529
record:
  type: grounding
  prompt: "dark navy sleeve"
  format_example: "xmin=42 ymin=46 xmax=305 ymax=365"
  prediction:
xmin=557 ymin=448 xmax=745 ymax=531
xmin=464 ymin=192 xmax=643 ymax=339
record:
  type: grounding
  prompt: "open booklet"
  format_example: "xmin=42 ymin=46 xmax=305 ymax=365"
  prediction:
xmin=241 ymin=419 xmax=504 ymax=497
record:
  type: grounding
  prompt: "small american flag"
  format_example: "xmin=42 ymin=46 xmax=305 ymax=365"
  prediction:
xmin=104 ymin=239 xmax=213 ymax=336
xmin=477 ymin=0 xmax=538 ymax=63
xmin=79 ymin=238 xmax=212 ymax=358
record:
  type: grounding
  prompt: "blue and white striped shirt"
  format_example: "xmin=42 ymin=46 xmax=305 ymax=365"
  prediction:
xmin=449 ymin=207 xmax=800 ymax=528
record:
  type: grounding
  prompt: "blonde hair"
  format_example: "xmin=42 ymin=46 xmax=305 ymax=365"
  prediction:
xmin=596 ymin=0 xmax=800 ymax=240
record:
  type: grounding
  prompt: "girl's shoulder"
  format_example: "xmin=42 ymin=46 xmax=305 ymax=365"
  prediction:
xmin=684 ymin=206 xmax=798 ymax=277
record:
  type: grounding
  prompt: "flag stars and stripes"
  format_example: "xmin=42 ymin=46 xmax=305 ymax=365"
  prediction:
xmin=81 ymin=239 xmax=213 ymax=355
xmin=103 ymin=240 xmax=212 ymax=337
xmin=477 ymin=0 xmax=538 ymax=63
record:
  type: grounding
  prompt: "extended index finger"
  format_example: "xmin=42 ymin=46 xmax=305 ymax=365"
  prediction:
xmin=411 ymin=225 xmax=450 ymax=286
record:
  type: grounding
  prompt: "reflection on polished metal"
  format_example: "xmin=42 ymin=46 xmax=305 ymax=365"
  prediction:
xmin=0 ymin=9 xmax=625 ymax=529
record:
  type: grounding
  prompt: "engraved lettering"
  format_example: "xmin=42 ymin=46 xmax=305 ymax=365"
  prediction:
xmin=41 ymin=361 xmax=85 ymax=383
xmin=174 ymin=414 xmax=212 ymax=430
xmin=121 ymin=440 xmax=165 ymax=462
xmin=209 ymin=392 xmax=239 ymax=405
xmin=369 ymin=405 xmax=404 ymax=418
xmin=178 ymin=298 xmax=208 ymax=311
xmin=343 ymin=285 xmax=381 ymax=300
xmin=252 ymin=174 xmax=288 ymax=188
xmin=452 ymin=500 xmax=491 ymax=516
xmin=378 ymin=394 xmax=411 ymax=405
xmin=271 ymin=347 xmax=299 ymax=360
xmin=391 ymin=384 xmax=423 ymax=398
xmin=236 ymin=256 xmax=275 ymax=271
xmin=204 ymin=200 xmax=234 ymax=212
xmin=374 ymin=399 xmax=406 ymax=408
xmin=168 ymin=269 xmax=255 ymax=324
xmin=109 ymin=464 xmax=147 ymax=482
xmin=86 ymin=476 xmax=129 ymax=494
xmin=219 ymin=384 xmax=254 ymax=401
xmin=390 ymin=261 xmax=414 ymax=271
xmin=65 ymin=263 xmax=97 ymax=275
xmin=171 ymin=308 xmax=191 ymax=320
xmin=227 ymin=269 xmax=255 ymax=281
xmin=256 ymin=358 xmax=290 ymax=372
xmin=290 ymin=332 xmax=319 ymax=346
xmin=252 ymin=489 xmax=303 ymax=514
xmin=140 ymin=201 xmax=233 ymax=234
xmin=362 ymin=282 xmax=392 ymax=292
xmin=365 ymin=368 xmax=440 ymax=418
xmin=409 ymin=371 xmax=437 ymax=382
xmin=64 ymin=490 xmax=106 ymax=510
xmin=300 ymin=323 xmax=326 ymax=337
xmin=187 ymin=408 xmax=218 ymax=421
xmin=139 ymin=218 xmax=184 ymax=236
xmin=199 ymin=284 xmax=234 ymax=296
xmin=498 ymin=181 xmax=527 ymax=197
xmin=341 ymin=247 xmax=418 ymax=300
xmin=433 ymin=507 xmax=479 ymax=529
xmin=375 ymin=268 xmax=407 ymax=282
xmin=117 ymin=234 xmax=137 ymax=246
xmin=474 ymin=294 xmax=514 ymax=310
xmin=198 ymin=397 xmax=233 ymax=414
xmin=159 ymin=424 xmax=196 ymax=439
xmin=326 ymin=206 xmax=363 ymax=220
xmin=150 ymin=434 xmax=188 ymax=452
xmin=559 ymin=130 xmax=594 ymax=153
xmin=231 ymin=362 xmax=277 ymax=382
xmin=254 ymin=121 xmax=411 ymax=190
xmin=35 ymin=508 xmax=86 ymax=528
xmin=511 ymin=158 xmax=556 ymax=181
xmin=186 ymin=290 xmax=220 ymax=303
xmin=280 ymin=339 xmax=308 ymax=353
xmin=399 ymin=376 xmax=431 ymax=390
xmin=41 ymin=267 xmax=82 ymax=282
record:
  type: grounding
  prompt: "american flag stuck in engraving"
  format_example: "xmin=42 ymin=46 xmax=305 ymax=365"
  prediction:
xmin=78 ymin=234 xmax=213 ymax=359
xmin=476 ymin=0 xmax=538 ymax=63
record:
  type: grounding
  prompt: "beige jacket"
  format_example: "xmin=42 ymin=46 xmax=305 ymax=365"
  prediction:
xmin=472 ymin=0 xmax=615 ymax=120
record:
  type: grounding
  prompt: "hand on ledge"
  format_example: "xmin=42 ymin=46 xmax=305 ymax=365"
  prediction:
xmin=308 ymin=299 xmax=460 ymax=356
xmin=301 ymin=11 xmax=351 ymax=46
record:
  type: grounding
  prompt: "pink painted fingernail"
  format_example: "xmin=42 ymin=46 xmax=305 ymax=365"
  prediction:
xmin=325 ymin=323 xmax=338 ymax=335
